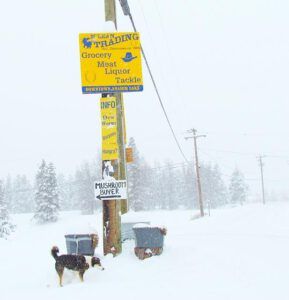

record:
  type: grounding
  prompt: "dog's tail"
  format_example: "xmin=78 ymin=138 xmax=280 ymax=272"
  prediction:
xmin=91 ymin=233 xmax=99 ymax=250
xmin=51 ymin=246 xmax=59 ymax=260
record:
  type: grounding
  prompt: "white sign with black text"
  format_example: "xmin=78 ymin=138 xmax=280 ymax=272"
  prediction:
xmin=94 ymin=180 xmax=127 ymax=200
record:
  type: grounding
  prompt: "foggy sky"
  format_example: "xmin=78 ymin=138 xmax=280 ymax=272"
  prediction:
xmin=0 ymin=0 xmax=288 ymax=197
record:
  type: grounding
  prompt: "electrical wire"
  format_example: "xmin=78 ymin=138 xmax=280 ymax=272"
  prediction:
xmin=126 ymin=10 xmax=189 ymax=164
xmin=152 ymin=0 xmax=190 ymax=113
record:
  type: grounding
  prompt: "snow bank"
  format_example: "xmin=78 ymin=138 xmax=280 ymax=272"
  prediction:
xmin=1 ymin=203 xmax=289 ymax=300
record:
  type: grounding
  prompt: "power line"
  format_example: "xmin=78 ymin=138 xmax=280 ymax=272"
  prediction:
xmin=152 ymin=0 xmax=190 ymax=113
xmin=197 ymin=149 xmax=287 ymax=183
xmin=118 ymin=0 xmax=189 ymax=164
xmin=199 ymin=130 xmax=289 ymax=137
xmin=199 ymin=147 xmax=289 ymax=159
xmin=198 ymin=148 xmax=259 ymax=157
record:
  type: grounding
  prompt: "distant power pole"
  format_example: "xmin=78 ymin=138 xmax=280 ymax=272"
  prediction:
xmin=257 ymin=155 xmax=266 ymax=205
xmin=185 ymin=129 xmax=206 ymax=217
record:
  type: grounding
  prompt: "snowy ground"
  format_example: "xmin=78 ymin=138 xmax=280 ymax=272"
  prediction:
xmin=1 ymin=202 xmax=289 ymax=300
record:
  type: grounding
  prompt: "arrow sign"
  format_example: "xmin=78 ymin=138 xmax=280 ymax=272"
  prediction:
xmin=94 ymin=180 xmax=127 ymax=200
xmin=96 ymin=194 xmax=122 ymax=200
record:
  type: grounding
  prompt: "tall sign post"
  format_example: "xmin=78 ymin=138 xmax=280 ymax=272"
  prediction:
xmin=99 ymin=95 xmax=121 ymax=255
xmin=116 ymin=94 xmax=128 ymax=214
xmin=100 ymin=95 xmax=122 ymax=255
xmin=79 ymin=0 xmax=143 ymax=256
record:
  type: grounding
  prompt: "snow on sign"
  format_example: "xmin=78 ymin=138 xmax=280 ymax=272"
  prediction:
xmin=94 ymin=180 xmax=127 ymax=200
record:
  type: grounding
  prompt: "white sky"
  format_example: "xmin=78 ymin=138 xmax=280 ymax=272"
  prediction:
xmin=0 ymin=0 xmax=288 ymax=196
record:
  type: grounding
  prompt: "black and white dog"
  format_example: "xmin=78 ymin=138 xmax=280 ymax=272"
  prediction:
xmin=84 ymin=255 xmax=105 ymax=270
xmin=51 ymin=246 xmax=104 ymax=286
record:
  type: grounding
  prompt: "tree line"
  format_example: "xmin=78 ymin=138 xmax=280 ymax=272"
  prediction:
xmin=0 ymin=137 xmax=248 ymax=238
xmin=127 ymin=137 xmax=248 ymax=211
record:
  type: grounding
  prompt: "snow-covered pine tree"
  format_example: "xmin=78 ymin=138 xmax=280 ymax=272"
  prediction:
xmin=162 ymin=160 xmax=179 ymax=210
xmin=0 ymin=180 xmax=15 ymax=238
xmin=89 ymin=157 xmax=102 ymax=211
xmin=137 ymin=158 xmax=154 ymax=211
xmin=182 ymin=162 xmax=197 ymax=209
xmin=174 ymin=163 xmax=189 ymax=209
xmin=211 ymin=164 xmax=228 ymax=207
xmin=67 ymin=174 xmax=79 ymax=210
xmin=75 ymin=162 xmax=95 ymax=215
xmin=127 ymin=137 xmax=145 ymax=211
xmin=57 ymin=173 xmax=74 ymax=211
xmin=202 ymin=164 xmax=228 ymax=208
xmin=150 ymin=161 xmax=164 ymax=210
xmin=5 ymin=175 xmax=13 ymax=212
xmin=200 ymin=163 xmax=212 ymax=211
xmin=34 ymin=160 xmax=49 ymax=223
xmin=46 ymin=162 xmax=60 ymax=218
xmin=229 ymin=168 xmax=248 ymax=206
xmin=12 ymin=175 xmax=34 ymax=213
xmin=33 ymin=160 xmax=59 ymax=223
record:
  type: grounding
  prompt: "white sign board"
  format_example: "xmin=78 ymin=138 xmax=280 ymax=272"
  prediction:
xmin=94 ymin=180 xmax=127 ymax=200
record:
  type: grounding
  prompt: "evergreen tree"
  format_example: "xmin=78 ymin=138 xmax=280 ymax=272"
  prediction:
xmin=201 ymin=163 xmax=214 ymax=210
xmin=182 ymin=163 xmax=197 ymax=209
xmin=75 ymin=162 xmax=95 ymax=215
xmin=211 ymin=164 xmax=228 ymax=207
xmin=89 ymin=157 xmax=102 ymax=211
xmin=162 ymin=160 xmax=179 ymax=210
xmin=57 ymin=173 xmax=75 ymax=211
xmin=127 ymin=137 xmax=145 ymax=211
xmin=150 ymin=161 xmax=164 ymax=210
xmin=5 ymin=175 xmax=13 ymax=212
xmin=11 ymin=175 xmax=34 ymax=213
xmin=202 ymin=164 xmax=228 ymax=208
xmin=175 ymin=163 xmax=189 ymax=209
xmin=67 ymin=174 xmax=80 ymax=210
xmin=138 ymin=159 xmax=154 ymax=211
xmin=46 ymin=162 xmax=60 ymax=216
xmin=33 ymin=160 xmax=60 ymax=223
xmin=0 ymin=180 xmax=15 ymax=238
xmin=229 ymin=168 xmax=248 ymax=205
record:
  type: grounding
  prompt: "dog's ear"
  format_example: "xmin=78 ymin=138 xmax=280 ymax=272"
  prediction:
xmin=91 ymin=257 xmax=104 ymax=270
xmin=52 ymin=246 xmax=59 ymax=252
xmin=91 ymin=257 xmax=100 ymax=267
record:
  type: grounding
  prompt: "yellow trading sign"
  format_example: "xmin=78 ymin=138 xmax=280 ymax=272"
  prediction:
xmin=101 ymin=97 xmax=118 ymax=160
xmin=79 ymin=32 xmax=143 ymax=94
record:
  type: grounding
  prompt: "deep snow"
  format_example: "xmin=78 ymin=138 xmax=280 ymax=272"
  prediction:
xmin=1 ymin=202 xmax=289 ymax=300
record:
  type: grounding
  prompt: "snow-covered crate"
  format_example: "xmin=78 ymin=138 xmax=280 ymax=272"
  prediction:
xmin=132 ymin=224 xmax=166 ymax=248
xmin=121 ymin=221 xmax=150 ymax=242
xmin=65 ymin=234 xmax=95 ymax=256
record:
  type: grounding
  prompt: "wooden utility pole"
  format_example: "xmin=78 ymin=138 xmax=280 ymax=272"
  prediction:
xmin=116 ymin=93 xmax=128 ymax=214
xmin=101 ymin=94 xmax=123 ymax=256
xmin=105 ymin=1 xmax=128 ymax=214
xmin=102 ymin=0 xmax=128 ymax=256
xmin=258 ymin=155 xmax=266 ymax=205
xmin=185 ymin=129 xmax=206 ymax=217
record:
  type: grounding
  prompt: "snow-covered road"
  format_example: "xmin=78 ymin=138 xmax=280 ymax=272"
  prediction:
xmin=1 ymin=202 xmax=289 ymax=300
